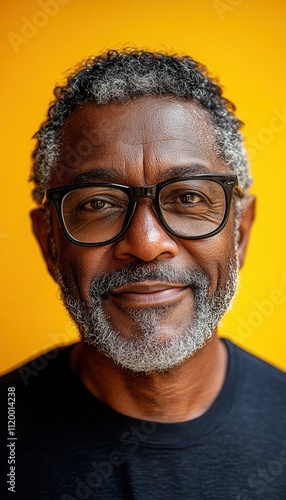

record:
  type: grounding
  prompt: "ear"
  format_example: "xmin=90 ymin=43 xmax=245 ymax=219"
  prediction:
xmin=30 ymin=208 xmax=57 ymax=281
xmin=237 ymin=195 xmax=256 ymax=269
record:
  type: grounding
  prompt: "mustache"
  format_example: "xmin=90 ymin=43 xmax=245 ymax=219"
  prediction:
xmin=89 ymin=262 xmax=209 ymax=301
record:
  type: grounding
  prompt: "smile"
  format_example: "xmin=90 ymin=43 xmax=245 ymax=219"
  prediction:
xmin=108 ymin=283 xmax=190 ymax=308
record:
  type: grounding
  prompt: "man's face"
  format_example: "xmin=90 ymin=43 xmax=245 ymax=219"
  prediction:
xmin=44 ymin=97 xmax=241 ymax=373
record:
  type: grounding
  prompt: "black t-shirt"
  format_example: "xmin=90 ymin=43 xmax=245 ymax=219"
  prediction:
xmin=0 ymin=339 xmax=286 ymax=500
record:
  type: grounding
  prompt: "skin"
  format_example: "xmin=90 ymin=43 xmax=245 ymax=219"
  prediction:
xmin=31 ymin=96 xmax=255 ymax=423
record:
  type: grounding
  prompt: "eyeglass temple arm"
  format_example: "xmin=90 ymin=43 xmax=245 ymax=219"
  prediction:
xmin=41 ymin=193 xmax=48 ymax=205
xmin=235 ymin=185 xmax=245 ymax=198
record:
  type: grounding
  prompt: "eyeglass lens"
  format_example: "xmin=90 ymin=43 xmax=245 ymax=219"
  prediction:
xmin=61 ymin=179 xmax=227 ymax=244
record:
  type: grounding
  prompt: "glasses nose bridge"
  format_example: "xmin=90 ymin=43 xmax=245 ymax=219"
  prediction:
xmin=131 ymin=185 xmax=157 ymax=202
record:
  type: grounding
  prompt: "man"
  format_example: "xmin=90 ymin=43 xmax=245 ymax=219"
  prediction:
xmin=0 ymin=49 xmax=285 ymax=499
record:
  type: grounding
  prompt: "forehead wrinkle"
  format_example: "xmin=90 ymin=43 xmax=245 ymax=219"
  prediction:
xmin=139 ymin=132 xmax=214 ymax=182
xmin=118 ymin=139 xmax=145 ymax=183
xmin=58 ymin=99 xmax=223 ymax=187
xmin=142 ymin=140 xmax=151 ymax=184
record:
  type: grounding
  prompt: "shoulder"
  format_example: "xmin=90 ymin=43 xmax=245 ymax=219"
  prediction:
xmin=224 ymin=338 xmax=286 ymax=409
xmin=226 ymin=339 xmax=285 ymax=379
xmin=0 ymin=343 xmax=77 ymax=400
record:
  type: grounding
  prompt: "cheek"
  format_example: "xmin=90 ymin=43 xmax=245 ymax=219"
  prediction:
xmin=64 ymin=246 xmax=114 ymax=298
xmin=182 ymin=229 xmax=236 ymax=292
xmin=52 ymin=216 xmax=113 ymax=299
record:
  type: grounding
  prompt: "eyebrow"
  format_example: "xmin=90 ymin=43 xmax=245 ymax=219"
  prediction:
xmin=70 ymin=168 xmax=123 ymax=184
xmin=165 ymin=165 xmax=211 ymax=178
xmin=69 ymin=164 xmax=211 ymax=185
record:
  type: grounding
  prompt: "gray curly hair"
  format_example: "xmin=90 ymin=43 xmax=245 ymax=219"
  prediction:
xmin=30 ymin=49 xmax=251 ymax=204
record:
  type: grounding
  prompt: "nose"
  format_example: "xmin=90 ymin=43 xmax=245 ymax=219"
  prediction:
xmin=113 ymin=199 xmax=180 ymax=262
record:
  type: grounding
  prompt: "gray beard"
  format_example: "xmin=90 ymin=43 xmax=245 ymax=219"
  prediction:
xmin=56 ymin=259 xmax=239 ymax=374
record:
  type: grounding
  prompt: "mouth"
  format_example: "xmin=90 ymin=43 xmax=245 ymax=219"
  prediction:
xmin=107 ymin=282 xmax=190 ymax=308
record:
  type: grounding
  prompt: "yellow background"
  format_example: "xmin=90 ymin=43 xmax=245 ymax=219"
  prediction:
xmin=1 ymin=0 xmax=286 ymax=375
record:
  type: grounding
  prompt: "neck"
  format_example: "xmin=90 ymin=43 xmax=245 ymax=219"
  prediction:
xmin=70 ymin=334 xmax=228 ymax=423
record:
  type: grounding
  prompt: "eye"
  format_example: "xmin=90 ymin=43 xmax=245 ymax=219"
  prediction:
xmin=179 ymin=192 xmax=203 ymax=204
xmin=160 ymin=188 xmax=210 ymax=215
xmin=81 ymin=198 xmax=112 ymax=211
xmin=169 ymin=190 xmax=207 ymax=207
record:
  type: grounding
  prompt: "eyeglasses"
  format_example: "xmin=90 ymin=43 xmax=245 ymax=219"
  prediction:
xmin=44 ymin=174 xmax=244 ymax=247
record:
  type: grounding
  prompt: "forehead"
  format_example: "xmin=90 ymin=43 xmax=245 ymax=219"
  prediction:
xmin=53 ymin=96 xmax=227 ymax=186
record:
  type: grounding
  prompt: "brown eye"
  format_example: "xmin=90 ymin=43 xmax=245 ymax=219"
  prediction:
xmin=82 ymin=199 xmax=110 ymax=211
xmin=179 ymin=192 xmax=203 ymax=204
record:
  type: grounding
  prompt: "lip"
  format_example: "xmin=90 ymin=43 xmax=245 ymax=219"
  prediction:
xmin=109 ymin=282 xmax=190 ymax=308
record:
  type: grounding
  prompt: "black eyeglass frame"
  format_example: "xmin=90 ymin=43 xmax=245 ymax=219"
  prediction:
xmin=44 ymin=173 xmax=244 ymax=247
